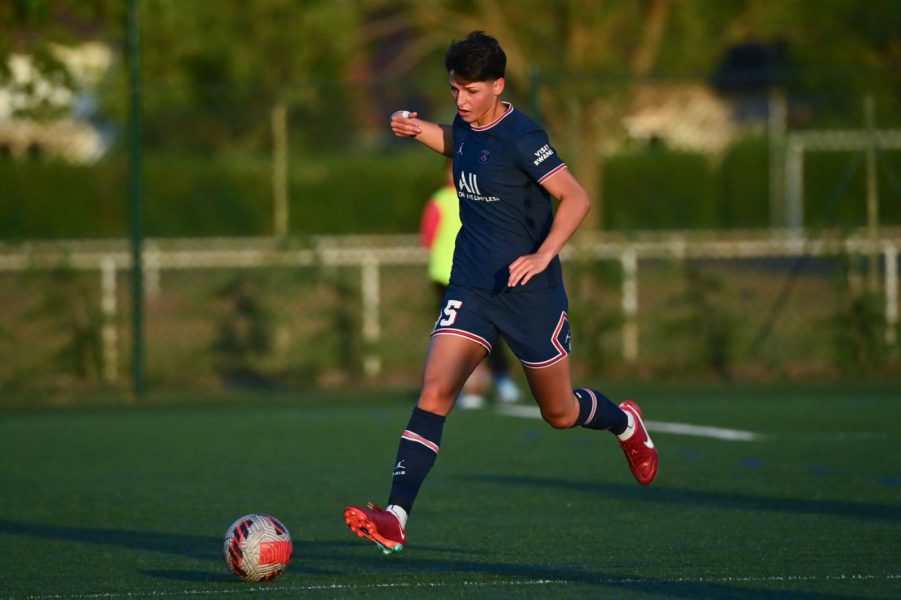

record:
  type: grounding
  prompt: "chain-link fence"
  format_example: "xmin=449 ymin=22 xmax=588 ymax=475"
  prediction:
xmin=1 ymin=229 xmax=898 ymax=397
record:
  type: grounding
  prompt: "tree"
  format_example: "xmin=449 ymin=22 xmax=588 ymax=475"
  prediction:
xmin=357 ymin=0 xmax=683 ymax=228
xmin=0 ymin=0 xmax=124 ymax=118
xmin=130 ymin=0 xmax=361 ymax=152
xmin=355 ymin=0 xmax=901 ymax=228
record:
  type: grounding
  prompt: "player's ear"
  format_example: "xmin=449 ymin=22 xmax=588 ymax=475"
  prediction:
xmin=493 ymin=77 xmax=505 ymax=96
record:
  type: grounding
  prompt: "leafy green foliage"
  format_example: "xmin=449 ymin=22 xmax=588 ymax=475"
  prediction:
xmin=0 ymin=152 xmax=442 ymax=239
xmin=829 ymin=257 xmax=891 ymax=375
xmin=22 ymin=264 xmax=105 ymax=381
xmin=0 ymin=0 xmax=124 ymax=115
xmin=211 ymin=273 xmax=277 ymax=387
xmin=605 ymin=149 xmax=718 ymax=230
xmin=565 ymin=255 xmax=623 ymax=375
xmin=660 ymin=262 xmax=736 ymax=379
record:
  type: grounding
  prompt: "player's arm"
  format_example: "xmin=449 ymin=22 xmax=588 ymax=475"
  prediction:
xmin=390 ymin=111 xmax=453 ymax=157
xmin=508 ymin=168 xmax=590 ymax=287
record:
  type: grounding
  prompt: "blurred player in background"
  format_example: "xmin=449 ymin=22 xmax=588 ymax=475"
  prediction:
xmin=420 ymin=162 xmax=522 ymax=409
xmin=345 ymin=31 xmax=658 ymax=554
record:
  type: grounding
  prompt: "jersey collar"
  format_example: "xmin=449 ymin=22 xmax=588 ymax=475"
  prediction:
xmin=471 ymin=101 xmax=513 ymax=131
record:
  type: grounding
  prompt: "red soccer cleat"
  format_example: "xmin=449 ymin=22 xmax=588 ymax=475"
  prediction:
xmin=343 ymin=502 xmax=406 ymax=554
xmin=618 ymin=400 xmax=658 ymax=486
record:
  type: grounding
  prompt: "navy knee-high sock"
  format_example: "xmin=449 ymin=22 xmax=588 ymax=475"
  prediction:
xmin=574 ymin=388 xmax=628 ymax=434
xmin=387 ymin=407 xmax=446 ymax=515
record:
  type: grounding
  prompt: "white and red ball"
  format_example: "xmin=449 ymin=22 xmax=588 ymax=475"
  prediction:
xmin=223 ymin=513 xmax=293 ymax=582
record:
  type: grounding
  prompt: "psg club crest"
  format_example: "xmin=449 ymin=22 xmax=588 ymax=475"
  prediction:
xmin=479 ymin=149 xmax=491 ymax=163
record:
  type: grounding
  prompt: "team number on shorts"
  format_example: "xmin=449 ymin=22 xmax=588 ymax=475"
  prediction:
xmin=439 ymin=299 xmax=462 ymax=326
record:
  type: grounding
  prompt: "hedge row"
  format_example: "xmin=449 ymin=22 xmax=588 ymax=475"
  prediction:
xmin=1 ymin=140 xmax=898 ymax=240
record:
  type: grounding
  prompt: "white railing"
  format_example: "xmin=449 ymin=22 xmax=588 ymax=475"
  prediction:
xmin=1 ymin=228 xmax=898 ymax=382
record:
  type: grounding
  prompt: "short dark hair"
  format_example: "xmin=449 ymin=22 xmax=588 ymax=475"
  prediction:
xmin=444 ymin=31 xmax=506 ymax=81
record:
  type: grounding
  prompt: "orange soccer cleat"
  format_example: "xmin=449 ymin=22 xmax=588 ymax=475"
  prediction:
xmin=618 ymin=400 xmax=659 ymax=486
xmin=343 ymin=502 xmax=406 ymax=554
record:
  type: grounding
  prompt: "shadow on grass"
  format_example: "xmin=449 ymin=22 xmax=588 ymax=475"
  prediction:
xmin=315 ymin=540 xmax=853 ymax=599
xmin=0 ymin=519 xmax=875 ymax=598
xmin=0 ymin=519 xmax=220 ymax=561
xmin=314 ymin=538 xmax=475 ymax=555
xmin=464 ymin=475 xmax=901 ymax=522
xmin=0 ymin=519 xmax=342 ymax=584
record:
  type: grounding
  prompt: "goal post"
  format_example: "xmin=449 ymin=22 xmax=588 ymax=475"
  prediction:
xmin=784 ymin=127 xmax=901 ymax=233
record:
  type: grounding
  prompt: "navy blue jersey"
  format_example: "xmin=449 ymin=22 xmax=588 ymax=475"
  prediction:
xmin=450 ymin=102 xmax=568 ymax=293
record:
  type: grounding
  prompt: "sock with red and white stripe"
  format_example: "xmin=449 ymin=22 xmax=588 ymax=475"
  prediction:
xmin=574 ymin=388 xmax=628 ymax=435
xmin=387 ymin=407 xmax=445 ymax=517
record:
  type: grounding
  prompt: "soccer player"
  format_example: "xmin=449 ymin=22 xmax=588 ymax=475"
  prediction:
xmin=420 ymin=162 xmax=523 ymax=408
xmin=344 ymin=31 xmax=658 ymax=554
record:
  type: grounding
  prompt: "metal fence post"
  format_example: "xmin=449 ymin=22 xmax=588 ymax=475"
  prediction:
xmin=768 ymin=88 xmax=787 ymax=228
xmin=621 ymin=247 xmax=639 ymax=362
xmin=361 ymin=255 xmax=381 ymax=376
xmin=885 ymin=242 xmax=898 ymax=346
xmin=127 ymin=0 xmax=145 ymax=397
xmin=785 ymin=136 xmax=804 ymax=239
xmin=144 ymin=240 xmax=160 ymax=301
xmin=100 ymin=256 xmax=118 ymax=383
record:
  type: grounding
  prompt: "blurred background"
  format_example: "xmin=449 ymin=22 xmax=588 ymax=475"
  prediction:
xmin=1 ymin=0 xmax=899 ymax=399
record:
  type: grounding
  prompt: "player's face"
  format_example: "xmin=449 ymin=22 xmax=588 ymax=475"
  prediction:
xmin=449 ymin=71 xmax=505 ymax=127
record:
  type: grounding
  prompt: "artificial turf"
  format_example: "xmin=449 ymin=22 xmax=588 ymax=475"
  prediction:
xmin=1 ymin=383 xmax=899 ymax=598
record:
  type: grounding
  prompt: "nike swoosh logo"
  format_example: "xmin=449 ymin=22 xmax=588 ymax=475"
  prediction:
xmin=643 ymin=438 xmax=655 ymax=449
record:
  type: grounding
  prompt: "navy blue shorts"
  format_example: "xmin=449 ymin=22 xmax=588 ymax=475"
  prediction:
xmin=431 ymin=284 xmax=571 ymax=368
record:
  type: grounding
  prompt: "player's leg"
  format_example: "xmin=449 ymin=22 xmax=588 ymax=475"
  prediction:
xmin=389 ymin=325 xmax=488 ymax=517
xmin=501 ymin=302 xmax=631 ymax=433
xmin=521 ymin=356 xmax=579 ymax=428
xmin=417 ymin=333 xmax=488 ymax=416
xmin=431 ymin=281 xmax=487 ymax=409
xmin=500 ymin=287 xmax=658 ymax=485
xmin=521 ymin=357 xmax=626 ymax=432
xmin=522 ymin=358 xmax=657 ymax=485
xmin=389 ymin=333 xmax=487 ymax=516
xmin=345 ymin=286 xmax=494 ymax=553
xmin=343 ymin=335 xmax=485 ymax=553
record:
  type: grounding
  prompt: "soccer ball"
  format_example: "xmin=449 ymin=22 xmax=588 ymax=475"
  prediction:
xmin=223 ymin=513 xmax=293 ymax=582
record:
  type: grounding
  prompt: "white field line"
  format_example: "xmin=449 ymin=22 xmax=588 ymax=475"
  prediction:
xmin=496 ymin=404 xmax=761 ymax=441
xmin=12 ymin=573 xmax=901 ymax=598
xmin=644 ymin=420 xmax=760 ymax=441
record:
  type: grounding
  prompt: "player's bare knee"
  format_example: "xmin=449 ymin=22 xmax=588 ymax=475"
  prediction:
xmin=417 ymin=380 xmax=456 ymax=413
xmin=541 ymin=407 xmax=576 ymax=429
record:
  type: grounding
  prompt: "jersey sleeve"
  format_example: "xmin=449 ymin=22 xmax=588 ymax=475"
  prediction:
xmin=512 ymin=128 xmax=567 ymax=185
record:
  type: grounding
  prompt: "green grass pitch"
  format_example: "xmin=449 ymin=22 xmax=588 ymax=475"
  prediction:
xmin=1 ymin=382 xmax=900 ymax=598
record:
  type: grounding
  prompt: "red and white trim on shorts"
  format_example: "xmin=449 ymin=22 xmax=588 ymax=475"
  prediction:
xmin=521 ymin=311 xmax=569 ymax=369
xmin=431 ymin=328 xmax=493 ymax=353
xmin=401 ymin=430 xmax=440 ymax=454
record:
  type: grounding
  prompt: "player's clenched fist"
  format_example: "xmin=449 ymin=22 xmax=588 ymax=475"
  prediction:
xmin=390 ymin=110 xmax=422 ymax=137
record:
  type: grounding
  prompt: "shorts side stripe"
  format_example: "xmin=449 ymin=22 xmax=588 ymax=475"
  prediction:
xmin=431 ymin=328 xmax=492 ymax=353
xmin=521 ymin=353 xmax=568 ymax=369
xmin=521 ymin=311 xmax=569 ymax=369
